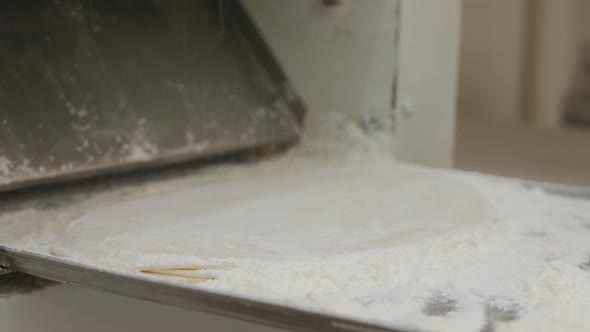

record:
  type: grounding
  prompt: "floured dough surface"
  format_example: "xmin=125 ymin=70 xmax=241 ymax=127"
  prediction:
xmin=52 ymin=165 xmax=496 ymax=270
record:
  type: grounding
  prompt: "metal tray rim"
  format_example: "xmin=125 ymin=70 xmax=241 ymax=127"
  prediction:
xmin=0 ymin=245 xmax=402 ymax=332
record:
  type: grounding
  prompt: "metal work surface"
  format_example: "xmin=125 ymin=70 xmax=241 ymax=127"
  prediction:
xmin=0 ymin=246 xmax=399 ymax=332
xmin=0 ymin=0 xmax=303 ymax=192
xmin=1 ymin=162 xmax=589 ymax=332
xmin=0 ymin=150 xmax=405 ymax=331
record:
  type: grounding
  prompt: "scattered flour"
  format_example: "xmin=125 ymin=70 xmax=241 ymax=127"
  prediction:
xmin=0 ymin=157 xmax=12 ymax=184
xmin=2 ymin=112 xmax=590 ymax=331
xmin=0 ymin=157 xmax=38 ymax=186
xmin=50 ymin=164 xmax=497 ymax=267
xmin=124 ymin=144 xmax=157 ymax=162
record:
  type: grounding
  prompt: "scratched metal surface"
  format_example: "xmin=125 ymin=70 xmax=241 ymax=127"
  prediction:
xmin=0 ymin=0 xmax=303 ymax=192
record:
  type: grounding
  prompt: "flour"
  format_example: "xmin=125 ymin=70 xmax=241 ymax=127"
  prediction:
xmin=51 ymin=165 xmax=496 ymax=268
xmin=189 ymin=176 xmax=590 ymax=332
xmin=2 ymin=111 xmax=590 ymax=331
xmin=0 ymin=157 xmax=38 ymax=186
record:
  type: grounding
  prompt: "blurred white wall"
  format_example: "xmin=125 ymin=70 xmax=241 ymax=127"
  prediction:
xmin=458 ymin=0 xmax=529 ymax=124
xmin=459 ymin=0 xmax=582 ymax=128
xmin=527 ymin=0 xmax=576 ymax=127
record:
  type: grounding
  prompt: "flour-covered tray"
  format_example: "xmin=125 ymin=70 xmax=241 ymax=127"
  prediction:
xmin=1 ymin=161 xmax=589 ymax=332
xmin=0 ymin=245 xmax=399 ymax=332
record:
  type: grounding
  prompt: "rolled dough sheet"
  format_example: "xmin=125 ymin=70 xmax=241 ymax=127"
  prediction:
xmin=51 ymin=165 xmax=496 ymax=272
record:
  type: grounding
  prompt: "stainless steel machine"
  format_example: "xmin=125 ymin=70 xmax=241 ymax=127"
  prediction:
xmin=0 ymin=0 xmax=304 ymax=192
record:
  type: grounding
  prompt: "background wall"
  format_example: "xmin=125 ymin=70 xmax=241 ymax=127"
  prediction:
xmin=455 ymin=0 xmax=590 ymax=185
xmin=458 ymin=0 xmax=529 ymax=125
xmin=458 ymin=0 xmax=584 ymax=128
xmin=527 ymin=0 xmax=576 ymax=127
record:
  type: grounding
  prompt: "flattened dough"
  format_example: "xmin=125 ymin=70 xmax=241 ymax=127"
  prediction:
xmin=52 ymin=166 xmax=496 ymax=269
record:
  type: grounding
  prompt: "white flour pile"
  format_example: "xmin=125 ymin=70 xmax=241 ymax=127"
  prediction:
xmin=51 ymin=165 xmax=497 ymax=267
xmin=3 ymin=113 xmax=590 ymax=331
